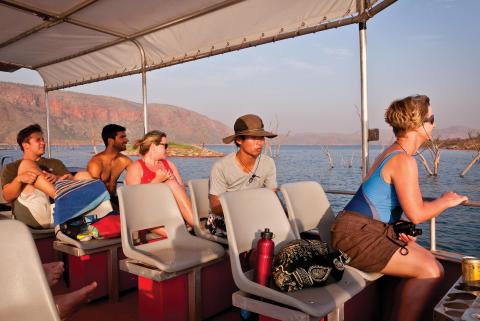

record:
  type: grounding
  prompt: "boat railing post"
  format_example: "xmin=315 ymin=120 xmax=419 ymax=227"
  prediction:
xmin=359 ymin=3 xmax=369 ymax=179
xmin=45 ymin=90 xmax=51 ymax=158
xmin=430 ymin=217 xmax=437 ymax=252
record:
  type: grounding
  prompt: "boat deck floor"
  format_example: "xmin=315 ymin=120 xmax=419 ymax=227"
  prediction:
xmin=66 ymin=289 xmax=243 ymax=321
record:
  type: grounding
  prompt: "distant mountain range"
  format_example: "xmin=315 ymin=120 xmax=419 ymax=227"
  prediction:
xmin=0 ymin=81 xmax=477 ymax=145
xmin=0 ymin=82 xmax=230 ymax=145
xmin=275 ymin=126 xmax=479 ymax=146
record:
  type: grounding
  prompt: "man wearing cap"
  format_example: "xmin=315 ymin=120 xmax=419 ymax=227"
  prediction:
xmin=207 ymin=114 xmax=277 ymax=236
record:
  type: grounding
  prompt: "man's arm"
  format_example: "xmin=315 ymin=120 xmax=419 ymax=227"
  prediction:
xmin=263 ymin=158 xmax=278 ymax=191
xmin=208 ymin=162 xmax=227 ymax=215
xmin=87 ymin=157 xmax=102 ymax=179
xmin=209 ymin=194 xmax=223 ymax=215
xmin=2 ymin=171 xmax=38 ymax=203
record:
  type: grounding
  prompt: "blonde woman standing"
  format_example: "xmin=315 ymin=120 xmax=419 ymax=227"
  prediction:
xmin=331 ymin=95 xmax=468 ymax=321
xmin=125 ymin=130 xmax=194 ymax=236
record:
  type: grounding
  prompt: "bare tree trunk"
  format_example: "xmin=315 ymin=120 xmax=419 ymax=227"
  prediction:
xmin=417 ymin=153 xmax=434 ymax=176
xmin=419 ymin=139 xmax=441 ymax=176
xmin=460 ymin=151 xmax=480 ymax=177
xmin=348 ymin=152 xmax=354 ymax=168
xmin=321 ymin=145 xmax=334 ymax=168
xmin=264 ymin=140 xmax=273 ymax=158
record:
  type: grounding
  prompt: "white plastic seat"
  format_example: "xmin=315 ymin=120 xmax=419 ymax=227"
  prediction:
xmin=280 ymin=181 xmax=383 ymax=282
xmin=219 ymin=188 xmax=366 ymax=318
xmin=117 ymin=183 xmax=225 ymax=273
xmin=187 ymin=178 xmax=228 ymax=245
xmin=0 ymin=220 xmax=60 ymax=321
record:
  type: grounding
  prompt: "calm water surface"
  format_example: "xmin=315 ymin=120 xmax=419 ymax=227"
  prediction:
xmin=1 ymin=145 xmax=479 ymax=256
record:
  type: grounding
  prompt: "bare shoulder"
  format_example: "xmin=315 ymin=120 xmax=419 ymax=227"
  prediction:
xmin=119 ymin=154 xmax=133 ymax=165
xmin=87 ymin=154 xmax=103 ymax=168
xmin=127 ymin=160 xmax=140 ymax=171
xmin=166 ymin=159 xmax=177 ymax=168
xmin=387 ymin=152 xmax=418 ymax=178
xmin=392 ymin=152 xmax=416 ymax=166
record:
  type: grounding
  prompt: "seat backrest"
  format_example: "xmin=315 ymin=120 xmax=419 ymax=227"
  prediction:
xmin=220 ymin=188 xmax=296 ymax=257
xmin=117 ymin=183 xmax=189 ymax=250
xmin=187 ymin=179 xmax=210 ymax=233
xmin=0 ymin=220 xmax=60 ymax=321
xmin=280 ymin=181 xmax=336 ymax=246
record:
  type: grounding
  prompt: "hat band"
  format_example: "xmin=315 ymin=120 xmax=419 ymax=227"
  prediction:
xmin=234 ymin=128 xmax=267 ymax=135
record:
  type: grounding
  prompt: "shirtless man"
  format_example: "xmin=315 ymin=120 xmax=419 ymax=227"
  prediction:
xmin=87 ymin=124 xmax=131 ymax=206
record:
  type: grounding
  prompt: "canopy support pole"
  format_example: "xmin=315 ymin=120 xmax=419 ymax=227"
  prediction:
xmin=359 ymin=20 xmax=369 ymax=178
xmin=132 ymin=40 xmax=148 ymax=134
xmin=141 ymin=67 xmax=148 ymax=134
xmin=45 ymin=90 xmax=51 ymax=158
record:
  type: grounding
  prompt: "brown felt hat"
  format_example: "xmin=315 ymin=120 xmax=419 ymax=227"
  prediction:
xmin=222 ymin=114 xmax=277 ymax=144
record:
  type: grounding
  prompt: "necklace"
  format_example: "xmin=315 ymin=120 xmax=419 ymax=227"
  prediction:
xmin=395 ymin=141 xmax=418 ymax=156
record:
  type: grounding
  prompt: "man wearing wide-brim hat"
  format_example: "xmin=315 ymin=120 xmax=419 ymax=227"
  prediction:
xmin=207 ymin=114 xmax=278 ymax=237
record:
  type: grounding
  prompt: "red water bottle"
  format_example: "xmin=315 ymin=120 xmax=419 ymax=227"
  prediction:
xmin=255 ymin=228 xmax=274 ymax=286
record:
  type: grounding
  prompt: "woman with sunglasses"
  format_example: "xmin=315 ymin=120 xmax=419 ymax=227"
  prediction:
xmin=331 ymin=95 xmax=468 ymax=321
xmin=125 ymin=130 xmax=194 ymax=236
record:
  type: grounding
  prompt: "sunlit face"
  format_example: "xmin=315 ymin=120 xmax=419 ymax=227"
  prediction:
xmin=23 ymin=132 xmax=45 ymax=156
xmin=421 ymin=106 xmax=435 ymax=138
xmin=112 ymin=131 xmax=128 ymax=151
xmin=148 ymin=136 xmax=168 ymax=160
xmin=237 ymin=135 xmax=265 ymax=158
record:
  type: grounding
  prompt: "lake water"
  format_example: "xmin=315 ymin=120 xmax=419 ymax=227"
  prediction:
xmin=1 ymin=144 xmax=479 ymax=256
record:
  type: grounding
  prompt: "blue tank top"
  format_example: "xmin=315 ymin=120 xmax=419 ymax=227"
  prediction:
xmin=344 ymin=150 xmax=403 ymax=224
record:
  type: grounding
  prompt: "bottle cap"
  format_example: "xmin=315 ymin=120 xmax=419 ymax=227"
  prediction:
xmin=261 ymin=228 xmax=273 ymax=239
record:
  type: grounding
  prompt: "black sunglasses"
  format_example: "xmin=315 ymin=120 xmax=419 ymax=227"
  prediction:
xmin=424 ymin=114 xmax=434 ymax=125
xmin=156 ymin=142 xmax=168 ymax=149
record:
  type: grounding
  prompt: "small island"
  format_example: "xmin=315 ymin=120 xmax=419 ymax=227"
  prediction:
xmin=124 ymin=142 xmax=224 ymax=158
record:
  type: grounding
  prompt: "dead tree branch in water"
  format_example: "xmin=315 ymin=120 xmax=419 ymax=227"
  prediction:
xmin=460 ymin=148 xmax=480 ymax=177
xmin=265 ymin=115 xmax=288 ymax=159
xmin=418 ymin=138 xmax=442 ymax=176
xmin=321 ymin=145 xmax=334 ymax=169
xmin=417 ymin=153 xmax=434 ymax=176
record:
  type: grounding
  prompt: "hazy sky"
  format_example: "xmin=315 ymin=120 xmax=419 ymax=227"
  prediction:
xmin=1 ymin=0 xmax=479 ymax=134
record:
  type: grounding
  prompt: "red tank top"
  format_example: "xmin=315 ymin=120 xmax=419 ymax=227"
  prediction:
xmin=138 ymin=159 xmax=172 ymax=184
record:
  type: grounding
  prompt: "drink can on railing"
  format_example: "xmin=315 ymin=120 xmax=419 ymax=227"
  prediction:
xmin=462 ymin=256 xmax=480 ymax=284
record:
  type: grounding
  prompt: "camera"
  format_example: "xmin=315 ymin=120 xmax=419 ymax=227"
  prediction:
xmin=392 ymin=220 xmax=422 ymax=237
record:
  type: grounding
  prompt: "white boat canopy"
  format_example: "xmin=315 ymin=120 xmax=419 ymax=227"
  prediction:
xmin=0 ymin=0 xmax=395 ymax=91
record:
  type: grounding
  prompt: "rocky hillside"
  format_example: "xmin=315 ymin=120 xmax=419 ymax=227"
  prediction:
xmin=0 ymin=82 xmax=231 ymax=145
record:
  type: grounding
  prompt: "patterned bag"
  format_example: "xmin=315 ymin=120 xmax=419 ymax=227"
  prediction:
xmin=272 ymin=239 xmax=350 ymax=292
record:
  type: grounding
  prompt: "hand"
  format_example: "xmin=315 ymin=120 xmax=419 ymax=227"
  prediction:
xmin=398 ymin=233 xmax=416 ymax=243
xmin=441 ymin=191 xmax=468 ymax=208
xmin=42 ymin=171 xmax=58 ymax=184
xmin=15 ymin=171 xmax=39 ymax=185
xmin=58 ymin=174 xmax=73 ymax=180
xmin=155 ymin=168 xmax=173 ymax=183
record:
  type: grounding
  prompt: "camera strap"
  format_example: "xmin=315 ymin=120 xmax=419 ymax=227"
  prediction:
xmin=386 ymin=225 xmax=409 ymax=256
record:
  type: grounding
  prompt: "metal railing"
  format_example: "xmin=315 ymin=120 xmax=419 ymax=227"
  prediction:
xmin=324 ymin=189 xmax=479 ymax=252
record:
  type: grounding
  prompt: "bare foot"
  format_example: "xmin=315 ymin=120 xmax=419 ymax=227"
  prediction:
xmin=43 ymin=261 xmax=64 ymax=286
xmin=55 ymin=282 xmax=97 ymax=320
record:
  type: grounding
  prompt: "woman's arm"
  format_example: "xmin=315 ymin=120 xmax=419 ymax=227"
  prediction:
xmin=125 ymin=162 xmax=141 ymax=185
xmin=391 ymin=154 xmax=467 ymax=224
xmin=167 ymin=161 xmax=183 ymax=185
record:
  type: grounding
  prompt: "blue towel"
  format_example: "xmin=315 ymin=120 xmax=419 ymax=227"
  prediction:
xmin=53 ymin=179 xmax=110 ymax=226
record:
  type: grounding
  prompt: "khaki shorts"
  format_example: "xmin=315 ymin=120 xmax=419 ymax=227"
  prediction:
xmin=331 ymin=210 xmax=403 ymax=273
